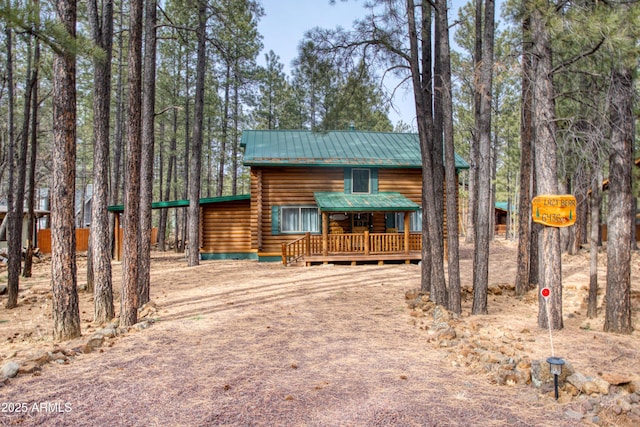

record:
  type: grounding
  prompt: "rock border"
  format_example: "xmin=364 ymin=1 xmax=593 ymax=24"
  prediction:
xmin=405 ymin=289 xmax=640 ymax=425
xmin=0 ymin=301 xmax=158 ymax=385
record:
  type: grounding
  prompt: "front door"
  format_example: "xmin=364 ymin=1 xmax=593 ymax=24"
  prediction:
xmin=352 ymin=213 xmax=370 ymax=233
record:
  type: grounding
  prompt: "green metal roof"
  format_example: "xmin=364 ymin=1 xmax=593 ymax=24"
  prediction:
xmin=314 ymin=192 xmax=420 ymax=212
xmin=107 ymin=194 xmax=250 ymax=213
xmin=495 ymin=202 xmax=515 ymax=212
xmin=241 ymin=130 xmax=470 ymax=170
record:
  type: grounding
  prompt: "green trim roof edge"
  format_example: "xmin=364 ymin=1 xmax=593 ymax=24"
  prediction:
xmin=107 ymin=194 xmax=250 ymax=213
xmin=314 ymin=191 xmax=420 ymax=212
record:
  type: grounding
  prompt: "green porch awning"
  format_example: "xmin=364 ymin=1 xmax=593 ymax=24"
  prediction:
xmin=314 ymin=192 xmax=419 ymax=212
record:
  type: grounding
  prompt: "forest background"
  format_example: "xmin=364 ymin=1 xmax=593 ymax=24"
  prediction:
xmin=0 ymin=0 xmax=638 ymax=339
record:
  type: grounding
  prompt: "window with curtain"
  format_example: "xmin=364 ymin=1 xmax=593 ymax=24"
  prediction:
xmin=396 ymin=209 xmax=422 ymax=232
xmin=280 ymin=207 xmax=320 ymax=233
xmin=352 ymin=168 xmax=370 ymax=193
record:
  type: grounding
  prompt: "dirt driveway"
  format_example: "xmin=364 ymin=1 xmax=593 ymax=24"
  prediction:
xmin=0 ymin=247 xmax=590 ymax=427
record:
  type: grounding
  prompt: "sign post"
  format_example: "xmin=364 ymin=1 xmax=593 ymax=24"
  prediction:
xmin=531 ymin=195 xmax=577 ymax=227
xmin=533 ymin=195 xmax=572 ymax=400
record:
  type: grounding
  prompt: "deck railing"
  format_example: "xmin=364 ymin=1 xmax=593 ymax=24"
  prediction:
xmin=282 ymin=231 xmax=422 ymax=265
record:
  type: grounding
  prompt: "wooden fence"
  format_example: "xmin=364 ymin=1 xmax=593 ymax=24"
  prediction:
xmin=37 ymin=228 xmax=157 ymax=254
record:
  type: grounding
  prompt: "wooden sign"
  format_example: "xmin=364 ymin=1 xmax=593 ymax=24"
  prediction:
xmin=531 ymin=195 xmax=577 ymax=227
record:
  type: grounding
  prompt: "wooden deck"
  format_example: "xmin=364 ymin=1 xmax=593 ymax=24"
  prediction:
xmin=301 ymin=252 xmax=422 ymax=266
xmin=282 ymin=232 xmax=422 ymax=266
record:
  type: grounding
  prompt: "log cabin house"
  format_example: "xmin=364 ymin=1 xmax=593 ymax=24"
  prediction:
xmin=108 ymin=130 xmax=469 ymax=265
xmin=241 ymin=130 xmax=469 ymax=265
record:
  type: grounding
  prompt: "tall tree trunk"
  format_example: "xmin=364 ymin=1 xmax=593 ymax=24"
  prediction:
xmin=466 ymin=0 xmax=483 ymax=244
xmin=588 ymin=169 xmax=602 ymax=319
xmin=432 ymin=2 xmax=445 ymax=292
xmin=23 ymin=33 xmax=40 ymax=279
xmin=87 ymin=0 xmax=115 ymax=324
xmin=515 ymin=13 xmax=534 ymax=296
xmin=139 ymin=0 xmax=158 ymax=304
xmin=407 ymin=0 xmax=446 ymax=305
xmin=569 ymin=184 xmax=588 ymax=255
xmin=604 ymin=66 xmax=633 ymax=334
xmin=218 ymin=64 xmax=231 ymax=197
xmin=419 ymin=0 xmax=433 ymax=294
xmin=472 ymin=0 xmax=495 ymax=315
xmin=159 ymin=110 xmax=178 ymax=252
xmin=531 ymin=7 xmax=562 ymax=330
xmin=5 ymin=22 xmax=19 ymax=309
xmin=121 ymin=0 xmax=144 ymax=327
xmin=109 ymin=0 xmax=126 ymax=257
xmin=9 ymin=30 xmax=35 ymax=306
xmin=181 ymin=52 xmax=190 ymax=253
xmin=436 ymin=0 xmax=461 ymax=314
xmin=157 ymin=118 xmax=168 ymax=251
xmin=232 ymin=61 xmax=239 ymax=195
xmin=188 ymin=0 xmax=207 ymax=267
xmin=51 ymin=0 xmax=81 ymax=340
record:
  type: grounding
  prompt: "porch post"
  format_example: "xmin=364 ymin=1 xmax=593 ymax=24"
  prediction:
xmin=364 ymin=230 xmax=370 ymax=255
xmin=322 ymin=211 xmax=328 ymax=257
xmin=114 ymin=213 xmax=121 ymax=261
xmin=404 ymin=211 xmax=410 ymax=254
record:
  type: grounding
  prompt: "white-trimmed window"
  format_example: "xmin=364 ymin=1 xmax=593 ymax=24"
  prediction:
xmin=352 ymin=168 xmax=370 ymax=193
xmin=396 ymin=209 xmax=422 ymax=232
xmin=280 ymin=207 xmax=320 ymax=233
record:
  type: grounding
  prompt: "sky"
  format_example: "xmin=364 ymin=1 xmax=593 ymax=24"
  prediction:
xmin=256 ymin=0 xmax=419 ymax=128
xmin=256 ymin=1 xmax=508 ymax=129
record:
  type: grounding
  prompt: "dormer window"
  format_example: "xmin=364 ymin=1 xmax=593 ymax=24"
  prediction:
xmin=352 ymin=168 xmax=370 ymax=194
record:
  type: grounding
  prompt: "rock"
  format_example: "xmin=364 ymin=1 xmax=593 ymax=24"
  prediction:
xmin=628 ymin=393 xmax=639 ymax=404
xmin=616 ymin=397 xmax=632 ymax=413
xmin=565 ymin=382 xmax=579 ymax=396
xmin=582 ymin=381 xmax=600 ymax=395
xmin=557 ymin=392 xmax=573 ymax=404
xmin=1 ymin=361 xmax=20 ymax=379
xmin=602 ymin=373 xmax=632 ymax=386
xmin=138 ymin=301 xmax=158 ymax=319
xmin=405 ymin=289 xmax=420 ymax=300
xmin=18 ymin=362 xmax=41 ymax=375
xmin=432 ymin=305 xmax=451 ymax=323
xmin=567 ymin=372 xmax=589 ymax=391
xmin=564 ymin=409 xmax=584 ymax=420
xmin=132 ymin=320 xmax=151 ymax=331
xmin=581 ymin=399 xmax=594 ymax=412
xmin=531 ymin=358 xmax=574 ymax=388
xmin=593 ymin=377 xmax=610 ymax=395
xmin=494 ymin=370 xmax=519 ymax=386
xmin=61 ymin=348 xmax=78 ymax=357
xmin=28 ymin=351 xmax=52 ymax=366
xmin=515 ymin=368 xmax=531 ymax=385
xmin=50 ymin=351 xmax=68 ymax=362
xmin=84 ymin=334 xmax=105 ymax=353
xmin=0 ymin=285 xmax=7 ymax=295
xmin=99 ymin=327 xmax=118 ymax=338
xmin=436 ymin=327 xmax=456 ymax=341
xmin=628 ymin=379 xmax=640 ymax=393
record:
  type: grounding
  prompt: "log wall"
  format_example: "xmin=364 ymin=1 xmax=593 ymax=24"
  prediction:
xmin=251 ymin=166 xmax=426 ymax=256
xmin=201 ymin=199 xmax=252 ymax=254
